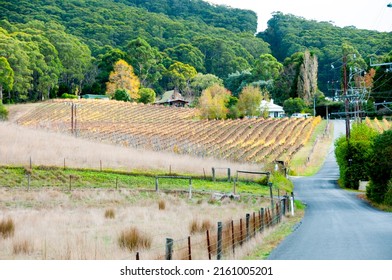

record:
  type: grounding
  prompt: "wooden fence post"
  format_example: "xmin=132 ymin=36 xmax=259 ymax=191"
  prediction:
xmin=227 ymin=168 xmax=231 ymax=182
xmin=206 ymin=230 xmax=211 ymax=260
xmin=155 ymin=178 xmax=159 ymax=192
xmin=69 ymin=175 xmax=72 ymax=191
xmin=231 ymin=220 xmax=235 ymax=255
xmin=115 ymin=177 xmax=118 ymax=190
xmin=239 ymin=218 xmax=243 ymax=245
xmin=212 ymin=168 xmax=215 ymax=181
xmin=269 ymin=183 xmax=274 ymax=218
xmin=136 ymin=252 xmax=140 ymax=260
xmin=260 ymin=208 xmax=264 ymax=232
xmin=246 ymin=213 xmax=250 ymax=241
xmin=253 ymin=212 xmax=256 ymax=237
xmin=165 ymin=238 xmax=173 ymax=260
xmin=188 ymin=236 xmax=192 ymax=260
xmin=217 ymin=222 xmax=222 ymax=260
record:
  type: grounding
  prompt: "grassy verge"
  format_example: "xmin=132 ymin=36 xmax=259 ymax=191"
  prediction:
xmin=289 ymin=120 xmax=333 ymax=176
xmin=0 ymin=165 xmax=275 ymax=196
xmin=244 ymin=201 xmax=305 ymax=259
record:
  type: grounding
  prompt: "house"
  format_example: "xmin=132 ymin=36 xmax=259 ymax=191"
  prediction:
xmin=155 ymin=90 xmax=189 ymax=107
xmin=260 ymin=99 xmax=285 ymax=118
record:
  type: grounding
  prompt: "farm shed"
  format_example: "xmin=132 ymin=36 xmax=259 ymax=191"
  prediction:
xmin=81 ymin=94 xmax=110 ymax=100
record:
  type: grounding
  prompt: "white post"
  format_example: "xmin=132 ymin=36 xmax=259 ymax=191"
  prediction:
xmin=290 ymin=196 xmax=295 ymax=216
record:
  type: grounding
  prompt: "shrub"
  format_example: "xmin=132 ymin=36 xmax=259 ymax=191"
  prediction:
xmin=104 ymin=208 xmax=115 ymax=219
xmin=113 ymin=89 xmax=130 ymax=102
xmin=118 ymin=227 xmax=152 ymax=252
xmin=366 ymin=130 xmax=392 ymax=203
xmin=335 ymin=123 xmax=378 ymax=189
xmin=382 ymin=180 xmax=392 ymax=206
xmin=0 ymin=102 xmax=8 ymax=120
xmin=138 ymin=88 xmax=156 ymax=104
xmin=0 ymin=217 xmax=15 ymax=238
xmin=60 ymin=93 xmax=77 ymax=99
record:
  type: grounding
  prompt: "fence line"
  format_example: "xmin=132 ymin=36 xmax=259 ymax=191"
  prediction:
xmin=134 ymin=196 xmax=294 ymax=260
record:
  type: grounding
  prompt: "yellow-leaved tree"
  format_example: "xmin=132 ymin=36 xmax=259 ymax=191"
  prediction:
xmin=198 ymin=84 xmax=231 ymax=119
xmin=106 ymin=59 xmax=140 ymax=100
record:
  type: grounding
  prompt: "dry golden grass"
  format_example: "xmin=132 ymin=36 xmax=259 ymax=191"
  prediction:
xmin=0 ymin=188 xmax=277 ymax=260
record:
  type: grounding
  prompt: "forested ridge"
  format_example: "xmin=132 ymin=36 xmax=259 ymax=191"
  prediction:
xmin=0 ymin=0 xmax=391 ymax=112
xmin=259 ymin=12 xmax=392 ymax=94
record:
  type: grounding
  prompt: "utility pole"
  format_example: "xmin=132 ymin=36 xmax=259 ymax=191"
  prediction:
xmin=343 ymin=55 xmax=350 ymax=140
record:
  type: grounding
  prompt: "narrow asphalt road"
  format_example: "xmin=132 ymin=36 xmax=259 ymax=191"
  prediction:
xmin=268 ymin=120 xmax=392 ymax=260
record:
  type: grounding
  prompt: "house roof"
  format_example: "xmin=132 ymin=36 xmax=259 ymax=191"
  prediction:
xmin=260 ymin=99 xmax=284 ymax=112
xmin=155 ymin=90 xmax=189 ymax=104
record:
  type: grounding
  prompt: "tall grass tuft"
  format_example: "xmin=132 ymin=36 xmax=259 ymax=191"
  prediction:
xmin=158 ymin=199 xmax=166 ymax=210
xmin=118 ymin=227 xmax=152 ymax=252
xmin=104 ymin=208 xmax=115 ymax=219
xmin=0 ymin=217 xmax=15 ymax=238
xmin=189 ymin=218 xmax=213 ymax=234
xmin=13 ymin=239 xmax=33 ymax=255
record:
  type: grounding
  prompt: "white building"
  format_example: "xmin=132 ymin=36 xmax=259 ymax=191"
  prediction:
xmin=260 ymin=99 xmax=285 ymax=118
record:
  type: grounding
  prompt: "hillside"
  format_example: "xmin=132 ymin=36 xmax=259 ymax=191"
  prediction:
xmin=13 ymin=100 xmax=321 ymax=165
xmin=259 ymin=12 xmax=392 ymax=94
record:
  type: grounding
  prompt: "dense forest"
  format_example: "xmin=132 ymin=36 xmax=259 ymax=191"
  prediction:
xmin=0 ymin=0 xmax=391 ymax=116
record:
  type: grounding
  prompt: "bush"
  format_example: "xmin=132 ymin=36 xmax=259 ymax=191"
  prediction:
xmin=113 ymin=89 xmax=130 ymax=102
xmin=366 ymin=130 xmax=392 ymax=203
xmin=138 ymin=88 xmax=156 ymax=104
xmin=335 ymin=123 xmax=378 ymax=189
xmin=0 ymin=102 xmax=8 ymax=120
xmin=60 ymin=93 xmax=77 ymax=99
xmin=381 ymin=180 xmax=392 ymax=206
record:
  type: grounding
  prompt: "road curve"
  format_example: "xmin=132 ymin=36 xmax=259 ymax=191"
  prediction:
xmin=268 ymin=120 xmax=392 ymax=260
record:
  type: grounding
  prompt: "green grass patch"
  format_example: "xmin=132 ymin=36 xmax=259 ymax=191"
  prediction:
xmin=289 ymin=120 xmax=333 ymax=176
xmin=0 ymin=165 xmax=275 ymax=196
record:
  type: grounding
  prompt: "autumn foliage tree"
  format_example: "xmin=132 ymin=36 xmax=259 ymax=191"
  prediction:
xmin=237 ymin=85 xmax=266 ymax=117
xmin=198 ymin=84 xmax=231 ymax=119
xmin=106 ymin=60 xmax=140 ymax=101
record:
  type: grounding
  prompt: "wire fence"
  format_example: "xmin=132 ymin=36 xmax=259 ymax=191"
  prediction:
xmin=0 ymin=162 xmax=294 ymax=260
xmin=133 ymin=196 xmax=294 ymax=260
